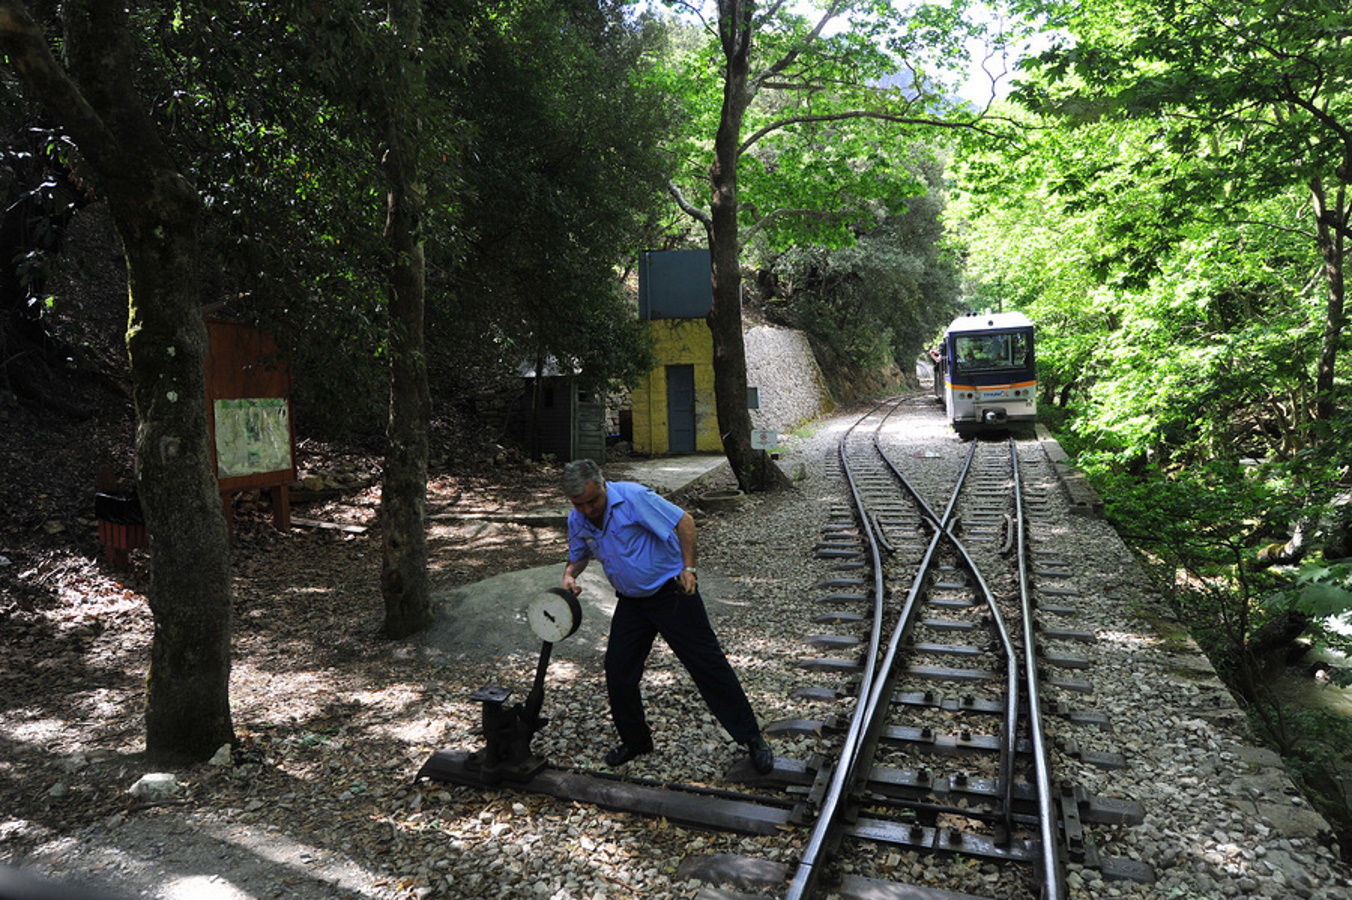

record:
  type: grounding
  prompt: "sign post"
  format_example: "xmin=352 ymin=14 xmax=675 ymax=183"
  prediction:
xmin=750 ymin=429 xmax=778 ymax=450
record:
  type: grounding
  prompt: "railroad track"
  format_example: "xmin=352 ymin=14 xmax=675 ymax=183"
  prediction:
xmin=687 ymin=398 xmax=1154 ymax=899
xmin=420 ymin=398 xmax=1154 ymax=898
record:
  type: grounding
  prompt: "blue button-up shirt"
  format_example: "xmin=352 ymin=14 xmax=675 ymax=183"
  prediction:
xmin=567 ymin=481 xmax=685 ymax=597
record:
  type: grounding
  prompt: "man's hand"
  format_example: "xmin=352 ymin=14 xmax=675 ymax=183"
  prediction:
xmin=678 ymin=569 xmax=696 ymax=595
xmin=563 ymin=559 xmax=587 ymax=595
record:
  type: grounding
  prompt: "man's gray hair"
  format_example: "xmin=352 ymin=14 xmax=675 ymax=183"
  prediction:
xmin=562 ymin=459 xmax=604 ymax=498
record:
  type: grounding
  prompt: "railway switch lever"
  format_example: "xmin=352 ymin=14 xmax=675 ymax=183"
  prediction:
xmin=463 ymin=589 xmax=583 ymax=786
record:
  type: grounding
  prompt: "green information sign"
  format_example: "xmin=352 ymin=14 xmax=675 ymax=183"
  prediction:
xmin=214 ymin=397 xmax=292 ymax=478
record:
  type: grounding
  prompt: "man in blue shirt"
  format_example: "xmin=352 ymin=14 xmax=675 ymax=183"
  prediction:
xmin=561 ymin=459 xmax=774 ymax=775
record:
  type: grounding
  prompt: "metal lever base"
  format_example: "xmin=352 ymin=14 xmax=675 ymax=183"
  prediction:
xmin=461 ymin=641 xmax=555 ymax=785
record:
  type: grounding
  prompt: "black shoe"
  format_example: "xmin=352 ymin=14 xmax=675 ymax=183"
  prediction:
xmin=746 ymin=736 xmax=774 ymax=774
xmin=604 ymin=742 xmax=653 ymax=767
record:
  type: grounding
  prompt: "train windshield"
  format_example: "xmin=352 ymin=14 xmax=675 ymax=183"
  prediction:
xmin=952 ymin=330 xmax=1033 ymax=375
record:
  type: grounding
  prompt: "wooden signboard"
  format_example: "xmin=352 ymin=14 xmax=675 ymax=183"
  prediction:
xmin=204 ymin=318 xmax=295 ymax=532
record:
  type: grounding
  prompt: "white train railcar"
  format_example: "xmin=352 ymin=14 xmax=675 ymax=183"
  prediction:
xmin=933 ymin=312 xmax=1037 ymax=437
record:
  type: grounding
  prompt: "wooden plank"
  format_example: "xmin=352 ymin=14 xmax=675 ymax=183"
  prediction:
xmin=291 ymin=516 xmax=367 ymax=534
xmin=838 ymin=873 xmax=999 ymax=899
xmin=417 ymin=750 xmax=795 ymax=835
xmin=677 ymin=854 xmax=787 ymax=892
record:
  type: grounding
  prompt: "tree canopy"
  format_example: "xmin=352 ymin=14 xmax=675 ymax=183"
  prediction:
xmin=649 ymin=0 xmax=999 ymax=489
xmin=946 ymin=0 xmax=1352 ymax=837
xmin=435 ymin=0 xmax=671 ymax=396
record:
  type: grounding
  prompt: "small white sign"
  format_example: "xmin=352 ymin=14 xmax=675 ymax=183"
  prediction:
xmin=751 ymin=429 xmax=778 ymax=450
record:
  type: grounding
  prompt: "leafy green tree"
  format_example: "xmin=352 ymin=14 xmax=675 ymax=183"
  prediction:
xmin=655 ymin=0 xmax=1000 ymax=491
xmin=1 ymin=0 xmax=234 ymax=763
xmin=147 ymin=0 xmax=461 ymax=636
xmin=766 ymin=151 xmax=961 ymax=389
xmin=1018 ymin=0 xmax=1352 ymax=426
xmin=431 ymin=0 xmax=669 ymax=404
xmin=947 ymin=105 xmax=1123 ymax=412
xmin=950 ymin=99 xmax=1328 ymax=468
xmin=120 ymin=2 xmax=412 ymax=440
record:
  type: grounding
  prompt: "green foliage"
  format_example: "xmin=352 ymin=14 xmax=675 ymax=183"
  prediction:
xmin=130 ymin=0 xmax=457 ymax=438
xmin=1092 ymin=460 xmax=1280 ymax=568
xmin=1080 ymin=459 xmax=1293 ymax=673
xmin=431 ymin=0 xmax=671 ymax=393
xmin=698 ymin=4 xmax=980 ymax=374
xmin=652 ymin=0 xmax=1006 ymax=250
xmin=1290 ymin=563 xmax=1352 ymax=619
xmin=950 ymin=93 xmax=1329 ymax=468
xmin=767 ymin=158 xmax=961 ymax=371
xmin=0 ymin=123 xmax=90 ymax=327
xmin=1256 ymin=702 xmax=1352 ymax=831
xmin=1272 ymin=563 xmax=1352 ymax=653
xmin=115 ymin=0 xmax=667 ymax=437
xmin=950 ymin=0 xmax=1352 ymax=467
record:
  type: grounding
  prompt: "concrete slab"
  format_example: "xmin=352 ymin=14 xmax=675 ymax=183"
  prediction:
xmin=417 ymin=561 xmax=744 ymax=664
xmin=428 ymin=455 xmax=733 ymax=529
xmin=419 ymin=565 xmax=614 ymax=662
xmin=605 ymin=454 xmax=730 ymax=497
xmin=1035 ymin=424 xmax=1104 ymax=518
xmin=520 ymin=454 xmax=731 ymax=521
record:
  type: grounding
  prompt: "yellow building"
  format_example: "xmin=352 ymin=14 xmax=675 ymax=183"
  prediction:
xmin=630 ymin=318 xmax=721 ymax=454
xmin=629 ymin=249 xmax=722 ymax=455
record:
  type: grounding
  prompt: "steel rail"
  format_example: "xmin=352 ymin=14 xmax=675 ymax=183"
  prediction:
xmin=785 ymin=402 xmax=913 ymax=899
xmin=788 ymin=419 xmax=1056 ymax=899
xmin=1011 ymin=436 xmax=1066 ymax=900
xmin=925 ymin=503 xmax=1021 ymax=840
xmin=787 ymin=404 xmax=982 ymax=899
xmin=869 ymin=429 xmax=1019 ymax=836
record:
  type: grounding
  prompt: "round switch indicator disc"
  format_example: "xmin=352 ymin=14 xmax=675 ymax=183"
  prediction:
xmin=528 ymin=588 xmax=583 ymax=643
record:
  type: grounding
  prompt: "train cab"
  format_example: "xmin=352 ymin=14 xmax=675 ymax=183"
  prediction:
xmin=936 ymin=312 xmax=1037 ymax=437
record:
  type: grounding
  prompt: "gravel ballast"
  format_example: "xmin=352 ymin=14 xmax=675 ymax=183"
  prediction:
xmin=3 ymin=400 xmax=1350 ymax=899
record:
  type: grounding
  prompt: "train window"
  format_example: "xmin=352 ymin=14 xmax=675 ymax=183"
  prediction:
xmin=954 ymin=332 xmax=1033 ymax=373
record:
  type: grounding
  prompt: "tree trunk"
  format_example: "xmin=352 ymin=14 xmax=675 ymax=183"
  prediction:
xmin=1 ymin=0 xmax=235 ymax=763
xmin=1311 ymin=178 xmax=1347 ymax=424
xmin=379 ymin=0 xmax=433 ymax=639
xmin=709 ymin=2 xmax=790 ymax=493
xmin=127 ymin=179 xmax=235 ymax=763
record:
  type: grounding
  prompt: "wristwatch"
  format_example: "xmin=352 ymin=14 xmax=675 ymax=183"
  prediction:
xmin=683 ymin=566 xmax=697 ymax=574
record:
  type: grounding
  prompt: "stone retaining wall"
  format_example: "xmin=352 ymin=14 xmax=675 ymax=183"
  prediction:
xmin=744 ymin=325 xmax=833 ymax=439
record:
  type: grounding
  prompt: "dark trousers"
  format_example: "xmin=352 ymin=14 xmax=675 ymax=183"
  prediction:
xmin=605 ymin=580 xmax=760 ymax=748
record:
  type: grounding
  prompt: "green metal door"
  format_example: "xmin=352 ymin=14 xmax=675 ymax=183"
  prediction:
xmin=666 ymin=365 xmax=695 ymax=453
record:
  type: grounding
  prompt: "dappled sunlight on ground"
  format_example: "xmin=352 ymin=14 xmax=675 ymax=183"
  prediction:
xmin=1097 ymin=629 xmax=1164 ymax=649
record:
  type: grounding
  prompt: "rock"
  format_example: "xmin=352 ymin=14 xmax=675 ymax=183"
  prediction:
xmin=128 ymin=773 xmax=180 ymax=800
xmin=698 ymin=489 xmax=747 ymax=511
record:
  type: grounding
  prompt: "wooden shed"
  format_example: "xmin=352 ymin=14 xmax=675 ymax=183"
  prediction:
xmin=507 ymin=357 xmax=606 ymax=463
